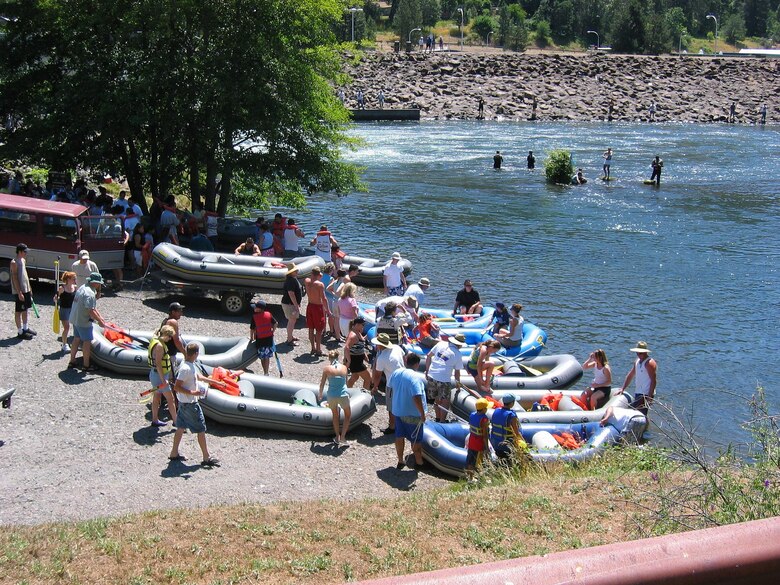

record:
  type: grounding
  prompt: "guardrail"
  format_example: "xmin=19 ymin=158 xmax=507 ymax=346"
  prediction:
xmin=353 ymin=516 xmax=780 ymax=585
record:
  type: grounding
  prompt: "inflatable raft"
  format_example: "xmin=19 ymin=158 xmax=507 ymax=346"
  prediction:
xmin=151 ymin=243 xmax=323 ymax=292
xmin=450 ymin=388 xmax=630 ymax=425
xmin=342 ymin=254 xmax=413 ymax=288
xmin=357 ymin=304 xmax=494 ymax=329
xmin=404 ymin=322 xmax=547 ymax=359
xmin=454 ymin=354 xmax=583 ymax=391
xmin=198 ymin=366 xmax=376 ymax=435
xmin=88 ymin=325 xmax=257 ymax=376
xmin=422 ymin=420 xmax=629 ymax=478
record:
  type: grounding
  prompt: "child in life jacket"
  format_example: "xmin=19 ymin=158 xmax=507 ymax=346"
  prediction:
xmin=466 ymin=398 xmax=491 ymax=477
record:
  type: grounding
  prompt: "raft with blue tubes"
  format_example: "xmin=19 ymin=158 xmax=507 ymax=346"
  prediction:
xmin=402 ymin=322 xmax=547 ymax=359
xmin=421 ymin=420 xmax=625 ymax=478
xmin=357 ymin=303 xmax=494 ymax=329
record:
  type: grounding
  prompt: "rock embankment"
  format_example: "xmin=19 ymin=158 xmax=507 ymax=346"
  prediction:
xmin=342 ymin=52 xmax=779 ymax=123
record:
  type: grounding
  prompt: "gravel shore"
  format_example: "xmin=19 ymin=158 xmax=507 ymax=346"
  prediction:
xmin=0 ymin=281 xmax=448 ymax=526
xmin=343 ymin=52 xmax=779 ymax=123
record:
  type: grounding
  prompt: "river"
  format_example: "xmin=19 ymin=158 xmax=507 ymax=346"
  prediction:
xmin=296 ymin=121 xmax=779 ymax=445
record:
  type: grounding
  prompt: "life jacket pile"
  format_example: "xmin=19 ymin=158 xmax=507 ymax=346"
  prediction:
xmin=104 ymin=322 xmax=134 ymax=346
xmin=210 ymin=367 xmax=241 ymax=396
xmin=552 ymin=431 xmax=584 ymax=450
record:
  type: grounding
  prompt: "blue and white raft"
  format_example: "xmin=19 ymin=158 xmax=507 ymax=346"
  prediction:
xmin=404 ymin=322 xmax=547 ymax=359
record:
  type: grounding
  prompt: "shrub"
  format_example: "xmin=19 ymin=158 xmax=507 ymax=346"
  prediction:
xmin=544 ymin=149 xmax=573 ymax=184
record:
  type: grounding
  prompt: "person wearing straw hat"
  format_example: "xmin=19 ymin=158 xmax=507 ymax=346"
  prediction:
xmin=616 ymin=341 xmax=657 ymax=416
xmin=281 ymin=263 xmax=303 ymax=345
xmin=388 ymin=353 xmax=428 ymax=470
xmin=67 ymin=272 xmax=107 ymax=372
xmin=371 ymin=332 xmax=405 ymax=434
xmin=425 ymin=333 xmax=466 ymax=423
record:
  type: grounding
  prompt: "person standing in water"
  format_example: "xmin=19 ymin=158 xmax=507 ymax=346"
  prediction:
xmin=602 ymin=148 xmax=613 ymax=180
xmin=493 ymin=151 xmax=503 ymax=170
xmin=527 ymin=151 xmax=535 ymax=170
xmin=650 ymin=155 xmax=663 ymax=186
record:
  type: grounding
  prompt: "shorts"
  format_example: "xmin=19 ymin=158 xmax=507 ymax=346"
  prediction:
xmin=339 ymin=317 xmax=352 ymax=335
xmin=493 ymin=443 xmax=514 ymax=460
xmin=73 ymin=324 xmax=94 ymax=341
xmin=630 ymin=394 xmax=650 ymax=415
xmin=133 ymin=250 xmax=142 ymax=266
xmin=175 ymin=401 xmax=207 ymax=433
xmin=349 ymin=353 xmax=367 ymax=373
xmin=149 ymin=369 xmax=172 ymax=393
xmin=306 ymin=303 xmax=326 ymax=330
xmin=281 ymin=303 xmax=299 ymax=321
xmin=256 ymin=344 xmax=274 ymax=359
xmin=591 ymin=386 xmax=611 ymax=409
xmin=466 ymin=365 xmax=478 ymax=376
xmin=419 ymin=336 xmax=438 ymax=348
xmin=261 ymin=248 xmax=275 ymax=257
xmin=59 ymin=307 xmax=72 ymax=322
xmin=326 ymin=395 xmax=350 ymax=410
xmin=426 ymin=376 xmax=451 ymax=401
xmin=466 ymin=448 xmax=484 ymax=469
xmin=499 ymin=337 xmax=522 ymax=348
xmin=395 ymin=416 xmax=424 ymax=444
xmin=14 ymin=291 xmax=32 ymax=313
xmin=387 ymin=285 xmax=405 ymax=296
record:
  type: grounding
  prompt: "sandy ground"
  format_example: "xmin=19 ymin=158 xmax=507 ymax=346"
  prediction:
xmin=0 ymin=280 xmax=449 ymax=526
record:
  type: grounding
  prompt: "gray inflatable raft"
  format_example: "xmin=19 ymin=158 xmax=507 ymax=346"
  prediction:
xmin=198 ymin=366 xmax=376 ymax=435
xmin=89 ymin=325 xmax=257 ymax=376
xmin=453 ymin=354 xmax=583 ymax=391
xmin=341 ymin=254 xmax=413 ymax=288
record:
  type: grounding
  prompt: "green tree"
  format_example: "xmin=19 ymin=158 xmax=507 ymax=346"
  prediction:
xmin=471 ymin=14 xmax=498 ymax=42
xmin=420 ymin=0 xmax=442 ymax=27
xmin=544 ymin=149 xmax=573 ymax=184
xmin=395 ymin=0 xmax=423 ymax=44
xmin=499 ymin=2 xmax=528 ymax=50
xmin=721 ymin=12 xmax=747 ymax=44
xmin=0 ymin=0 xmax=362 ymax=213
xmin=644 ymin=1 xmax=670 ymax=54
xmin=744 ymin=0 xmax=770 ymax=37
xmin=609 ymin=0 xmax=645 ymax=53
xmin=534 ymin=19 xmax=552 ymax=47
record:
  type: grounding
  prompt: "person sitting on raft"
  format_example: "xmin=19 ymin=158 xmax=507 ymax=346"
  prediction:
xmin=375 ymin=301 xmax=414 ymax=346
xmin=580 ymin=349 xmax=612 ymax=410
xmin=235 ymin=237 xmax=260 ymax=256
xmin=414 ymin=312 xmax=440 ymax=348
xmin=454 ymin=279 xmax=483 ymax=315
xmin=490 ymin=302 xmax=510 ymax=335
xmin=572 ymin=168 xmax=588 ymax=185
xmin=493 ymin=303 xmax=524 ymax=348
xmin=466 ymin=340 xmax=502 ymax=394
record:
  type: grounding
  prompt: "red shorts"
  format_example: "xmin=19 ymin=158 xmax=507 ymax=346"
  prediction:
xmin=306 ymin=303 xmax=326 ymax=330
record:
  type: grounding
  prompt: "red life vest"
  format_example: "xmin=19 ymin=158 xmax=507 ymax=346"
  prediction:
xmin=252 ymin=310 xmax=274 ymax=339
xmin=540 ymin=392 xmax=563 ymax=411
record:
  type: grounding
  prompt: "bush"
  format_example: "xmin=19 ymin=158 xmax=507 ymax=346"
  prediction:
xmin=544 ymin=149 xmax=573 ymax=184
xmin=533 ymin=19 xmax=551 ymax=48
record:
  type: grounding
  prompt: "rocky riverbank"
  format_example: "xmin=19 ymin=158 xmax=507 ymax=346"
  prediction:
xmin=342 ymin=51 xmax=779 ymax=123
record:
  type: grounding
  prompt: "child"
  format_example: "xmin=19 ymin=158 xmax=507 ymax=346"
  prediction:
xmin=466 ymin=398 xmax=491 ymax=478
xmin=491 ymin=302 xmax=510 ymax=335
xmin=415 ymin=312 xmax=440 ymax=348
xmin=55 ymin=271 xmax=77 ymax=351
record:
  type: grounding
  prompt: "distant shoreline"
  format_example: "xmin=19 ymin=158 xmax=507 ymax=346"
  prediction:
xmin=343 ymin=52 xmax=779 ymax=124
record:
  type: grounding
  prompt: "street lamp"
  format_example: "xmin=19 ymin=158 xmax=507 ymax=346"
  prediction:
xmin=706 ymin=14 xmax=718 ymax=54
xmin=457 ymin=8 xmax=464 ymax=52
xmin=587 ymin=30 xmax=599 ymax=49
xmin=408 ymin=27 xmax=421 ymax=45
xmin=347 ymin=7 xmax=363 ymax=43
xmin=486 ymin=31 xmax=493 ymax=46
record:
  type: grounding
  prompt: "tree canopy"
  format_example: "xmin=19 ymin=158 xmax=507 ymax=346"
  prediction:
xmin=0 ymin=0 xmax=363 ymax=213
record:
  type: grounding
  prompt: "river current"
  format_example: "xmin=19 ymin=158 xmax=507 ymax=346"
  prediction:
xmin=295 ymin=121 xmax=779 ymax=445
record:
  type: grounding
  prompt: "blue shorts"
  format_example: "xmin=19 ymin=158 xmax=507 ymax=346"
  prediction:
xmin=73 ymin=324 xmax=94 ymax=341
xmin=466 ymin=448 xmax=484 ymax=468
xmin=395 ymin=416 xmax=424 ymax=445
xmin=149 ymin=369 xmax=172 ymax=393
xmin=257 ymin=345 xmax=274 ymax=359
xmin=387 ymin=285 xmax=405 ymax=296
xmin=59 ymin=307 xmax=72 ymax=322
xmin=175 ymin=402 xmax=207 ymax=434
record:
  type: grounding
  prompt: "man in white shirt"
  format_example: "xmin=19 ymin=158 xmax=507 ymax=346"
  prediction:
xmin=71 ymin=250 xmax=100 ymax=287
xmin=424 ymin=333 xmax=466 ymax=422
xmin=371 ymin=333 xmax=406 ymax=434
xmin=383 ymin=252 xmax=407 ymax=296
xmin=404 ymin=277 xmax=430 ymax=308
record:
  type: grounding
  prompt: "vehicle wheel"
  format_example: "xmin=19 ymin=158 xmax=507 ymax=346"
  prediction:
xmin=0 ymin=262 xmax=11 ymax=291
xmin=220 ymin=292 xmax=249 ymax=315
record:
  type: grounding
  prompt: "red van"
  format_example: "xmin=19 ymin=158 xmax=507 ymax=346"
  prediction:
xmin=0 ymin=193 xmax=125 ymax=288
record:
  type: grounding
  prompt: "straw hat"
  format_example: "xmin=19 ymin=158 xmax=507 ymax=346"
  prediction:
xmin=391 ymin=252 xmax=401 ymax=260
xmin=286 ymin=263 xmax=299 ymax=275
xmin=629 ymin=341 xmax=651 ymax=354
xmin=371 ymin=333 xmax=394 ymax=349
xmin=448 ymin=333 xmax=466 ymax=347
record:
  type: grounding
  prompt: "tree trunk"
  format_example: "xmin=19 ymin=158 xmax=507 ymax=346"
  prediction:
xmin=217 ymin=130 xmax=233 ymax=217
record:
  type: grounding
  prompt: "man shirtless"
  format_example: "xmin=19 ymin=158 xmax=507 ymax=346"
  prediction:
xmin=304 ymin=267 xmax=330 ymax=356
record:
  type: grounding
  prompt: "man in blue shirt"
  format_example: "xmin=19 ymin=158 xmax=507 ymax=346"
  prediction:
xmin=389 ymin=354 xmax=427 ymax=470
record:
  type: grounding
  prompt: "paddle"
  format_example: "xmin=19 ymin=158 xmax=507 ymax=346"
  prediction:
xmin=53 ymin=258 xmax=61 ymax=334
xmin=274 ymin=343 xmax=284 ymax=378
xmin=517 ymin=363 xmax=543 ymax=377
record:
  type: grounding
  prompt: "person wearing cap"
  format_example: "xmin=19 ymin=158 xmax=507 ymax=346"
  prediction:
xmin=616 ymin=341 xmax=657 ymax=416
xmin=10 ymin=243 xmax=35 ymax=340
xmin=454 ymin=279 xmax=483 ymax=315
xmin=71 ymin=250 xmax=99 ymax=287
xmin=160 ymin=302 xmax=186 ymax=360
xmin=403 ymin=277 xmax=430 ymax=308
xmin=249 ymin=300 xmax=278 ymax=376
xmin=67 ymin=272 xmax=107 ymax=372
xmin=318 ymin=349 xmax=351 ymax=444
xmin=148 ymin=325 xmax=178 ymax=427
xmin=490 ymin=394 xmax=524 ymax=461
xmin=490 ymin=302 xmax=510 ymax=335
xmin=281 ymin=263 xmax=303 ymax=345
xmin=371 ymin=332 xmax=406 ymax=434
xmin=425 ymin=333 xmax=466 ymax=422
xmin=388 ymin=353 xmax=428 ymax=470
xmin=344 ymin=316 xmax=371 ymax=389
xmin=466 ymin=398 xmax=492 ymax=476
xmin=304 ymin=266 xmax=331 ymax=356
xmin=383 ymin=252 xmax=407 ymax=297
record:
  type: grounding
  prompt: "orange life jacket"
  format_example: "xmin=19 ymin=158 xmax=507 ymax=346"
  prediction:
xmin=540 ymin=392 xmax=563 ymax=411
xmin=553 ymin=431 xmax=583 ymax=450
xmin=104 ymin=323 xmax=133 ymax=346
xmin=210 ymin=366 xmax=240 ymax=396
